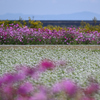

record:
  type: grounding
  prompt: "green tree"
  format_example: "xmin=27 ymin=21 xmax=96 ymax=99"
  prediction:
xmin=80 ymin=20 xmax=86 ymax=28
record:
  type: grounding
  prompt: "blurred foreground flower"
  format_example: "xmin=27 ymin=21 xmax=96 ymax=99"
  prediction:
xmin=84 ymin=82 xmax=99 ymax=96
xmin=0 ymin=59 xmax=100 ymax=100
xmin=39 ymin=59 xmax=56 ymax=71
xmin=62 ymin=79 xmax=78 ymax=97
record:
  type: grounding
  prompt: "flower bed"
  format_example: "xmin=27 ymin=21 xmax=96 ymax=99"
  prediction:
xmin=1 ymin=24 xmax=100 ymax=45
xmin=0 ymin=47 xmax=100 ymax=99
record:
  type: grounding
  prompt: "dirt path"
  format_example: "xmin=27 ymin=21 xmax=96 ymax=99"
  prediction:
xmin=0 ymin=45 xmax=100 ymax=50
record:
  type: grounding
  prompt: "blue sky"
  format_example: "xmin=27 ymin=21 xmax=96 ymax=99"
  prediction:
xmin=0 ymin=0 xmax=100 ymax=15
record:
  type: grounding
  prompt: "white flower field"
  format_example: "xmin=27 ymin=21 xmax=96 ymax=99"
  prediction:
xmin=0 ymin=46 xmax=100 ymax=99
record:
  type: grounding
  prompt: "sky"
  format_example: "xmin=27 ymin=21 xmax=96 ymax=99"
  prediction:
xmin=0 ymin=0 xmax=100 ymax=15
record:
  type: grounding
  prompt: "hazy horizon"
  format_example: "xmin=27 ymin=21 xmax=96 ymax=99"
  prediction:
xmin=0 ymin=0 xmax=100 ymax=15
xmin=0 ymin=11 xmax=100 ymax=20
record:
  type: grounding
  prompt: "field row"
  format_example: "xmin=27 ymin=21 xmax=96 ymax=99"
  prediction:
xmin=0 ymin=47 xmax=100 ymax=99
xmin=1 ymin=45 xmax=100 ymax=50
xmin=1 ymin=23 xmax=100 ymax=45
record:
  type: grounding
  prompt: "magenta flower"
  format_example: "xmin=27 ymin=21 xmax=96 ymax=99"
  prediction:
xmin=29 ymin=91 xmax=47 ymax=100
xmin=16 ymin=65 xmax=36 ymax=77
xmin=0 ymin=77 xmax=3 ymax=87
xmin=62 ymin=79 xmax=78 ymax=97
xmin=26 ymin=67 xmax=36 ymax=76
xmin=52 ymin=82 xmax=63 ymax=93
xmin=11 ymin=72 xmax=26 ymax=82
xmin=0 ymin=60 xmax=100 ymax=100
xmin=17 ymin=82 xmax=34 ymax=95
xmin=15 ymin=95 xmax=29 ymax=100
xmin=84 ymin=83 xmax=99 ymax=95
xmin=15 ymin=65 xmax=31 ymax=76
xmin=39 ymin=59 xmax=55 ymax=71
xmin=2 ymin=85 xmax=14 ymax=95
xmin=81 ymin=96 xmax=95 ymax=100
xmin=2 ymin=73 xmax=16 ymax=84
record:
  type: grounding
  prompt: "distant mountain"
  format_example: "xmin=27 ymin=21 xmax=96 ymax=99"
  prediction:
xmin=0 ymin=11 xmax=100 ymax=20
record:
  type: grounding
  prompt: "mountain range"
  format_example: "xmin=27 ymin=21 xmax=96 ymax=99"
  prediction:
xmin=0 ymin=11 xmax=100 ymax=20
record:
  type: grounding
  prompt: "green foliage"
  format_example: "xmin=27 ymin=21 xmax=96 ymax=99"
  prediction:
xmin=80 ymin=21 xmax=87 ymax=28
xmin=28 ymin=17 xmax=43 ymax=28
xmin=80 ymin=21 xmax=100 ymax=32
xmin=43 ymin=25 xmax=68 ymax=31
xmin=0 ymin=18 xmax=43 ymax=29
xmin=0 ymin=19 xmax=100 ymax=32
xmin=0 ymin=20 xmax=23 ymax=28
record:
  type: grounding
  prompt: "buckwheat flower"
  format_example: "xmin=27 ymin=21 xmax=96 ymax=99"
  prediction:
xmin=56 ymin=60 xmax=66 ymax=66
xmin=62 ymin=79 xmax=78 ymax=97
xmin=17 ymin=82 xmax=34 ymax=95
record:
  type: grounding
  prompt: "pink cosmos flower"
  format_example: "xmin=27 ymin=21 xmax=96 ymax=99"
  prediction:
xmin=75 ymin=38 xmax=78 ymax=41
